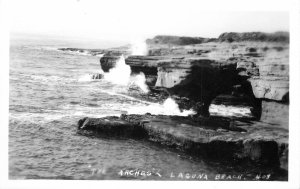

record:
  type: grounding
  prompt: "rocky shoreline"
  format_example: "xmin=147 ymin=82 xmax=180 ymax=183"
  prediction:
xmin=67 ymin=32 xmax=289 ymax=173
xmin=77 ymin=113 xmax=288 ymax=171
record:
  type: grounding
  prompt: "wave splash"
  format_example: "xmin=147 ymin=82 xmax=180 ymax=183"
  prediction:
xmin=104 ymin=55 xmax=131 ymax=85
xmin=78 ymin=74 xmax=95 ymax=82
xmin=74 ymin=42 xmax=194 ymax=117
xmin=103 ymin=55 xmax=149 ymax=93
xmin=127 ymin=97 xmax=196 ymax=116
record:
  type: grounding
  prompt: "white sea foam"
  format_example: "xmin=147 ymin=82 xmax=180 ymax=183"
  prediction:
xmin=209 ymin=104 xmax=252 ymax=117
xmin=97 ymin=89 xmax=195 ymax=116
xmin=78 ymin=74 xmax=93 ymax=82
xmin=101 ymin=38 xmax=149 ymax=92
xmin=129 ymin=73 xmax=149 ymax=93
xmin=103 ymin=55 xmax=149 ymax=93
xmin=127 ymin=97 xmax=196 ymax=116
xmin=104 ymin=55 xmax=131 ymax=85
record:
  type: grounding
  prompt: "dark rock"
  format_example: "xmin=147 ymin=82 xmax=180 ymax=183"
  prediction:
xmin=77 ymin=114 xmax=288 ymax=170
xmin=125 ymin=56 xmax=162 ymax=73
xmin=77 ymin=116 xmax=148 ymax=138
xmin=91 ymin=73 xmax=104 ymax=79
xmin=156 ymin=58 xmax=241 ymax=117
xmin=100 ymin=53 xmax=121 ymax=72
xmin=236 ymin=59 xmax=259 ymax=77
xmin=125 ymin=55 xmax=264 ymax=118
xmin=125 ymin=56 xmax=163 ymax=86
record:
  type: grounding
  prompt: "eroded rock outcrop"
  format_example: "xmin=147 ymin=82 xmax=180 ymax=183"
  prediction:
xmin=77 ymin=114 xmax=288 ymax=170
xmin=156 ymin=58 xmax=241 ymax=116
xmin=100 ymin=52 xmax=123 ymax=72
xmin=98 ymin=32 xmax=289 ymax=122
xmin=247 ymin=45 xmax=289 ymax=125
xmin=76 ymin=32 xmax=290 ymax=175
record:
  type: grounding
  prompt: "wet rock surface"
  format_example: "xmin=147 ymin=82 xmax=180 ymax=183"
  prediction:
xmin=77 ymin=114 xmax=288 ymax=171
xmin=91 ymin=73 xmax=104 ymax=80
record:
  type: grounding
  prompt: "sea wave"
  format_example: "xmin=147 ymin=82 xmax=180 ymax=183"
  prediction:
xmin=99 ymin=89 xmax=154 ymax=105
xmin=57 ymin=49 xmax=101 ymax=57
xmin=31 ymin=75 xmax=67 ymax=82
xmin=127 ymin=98 xmax=196 ymax=116
xmin=30 ymin=74 xmax=102 ymax=83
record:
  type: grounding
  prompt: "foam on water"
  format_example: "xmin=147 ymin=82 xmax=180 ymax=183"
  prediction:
xmin=77 ymin=73 xmax=104 ymax=82
xmin=209 ymin=104 xmax=252 ymax=117
xmin=127 ymin=97 xmax=196 ymax=116
xmin=59 ymin=49 xmax=91 ymax=56
xmin=104 ymin=55 xmax=131 ymax=85
xmin=78 ymin=74 xmax=94 ymax=82
xmin=128 ymin=72 xmax=149 ymax=93
xmin=96 ymin=89 xmax=195 ymax=116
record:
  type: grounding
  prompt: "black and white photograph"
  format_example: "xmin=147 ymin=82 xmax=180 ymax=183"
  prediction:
xmin=1 ymin=0 xmax=300 ymax=188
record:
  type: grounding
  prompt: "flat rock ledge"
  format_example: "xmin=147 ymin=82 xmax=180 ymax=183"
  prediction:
xmin=77 ymin=114 xmax=288 ymax=171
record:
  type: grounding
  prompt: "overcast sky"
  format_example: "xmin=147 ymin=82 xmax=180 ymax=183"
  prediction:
xmin=8 ymin=0 xmax=289 ymax=42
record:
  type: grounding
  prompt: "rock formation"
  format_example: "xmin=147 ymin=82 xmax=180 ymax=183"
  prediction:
xmin=99 ymin=32 xmax=289 ymax=123
xmin=77 ymin=114 xmax=288 ymax=171
xmin=76 ymin=32 xmax=289 ymax=175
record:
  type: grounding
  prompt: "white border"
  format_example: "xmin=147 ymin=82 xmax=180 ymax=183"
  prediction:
xmin=1 ymin=0 xmax=300 ymax=189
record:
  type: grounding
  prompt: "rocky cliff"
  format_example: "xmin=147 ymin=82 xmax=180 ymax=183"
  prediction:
xmin=76 ymin=32 xmax=290 ymax=174
xmin=248 ymin=46 xmax=289 ymax=126
xmin=99 ymin=32 xmax=289 ymax=124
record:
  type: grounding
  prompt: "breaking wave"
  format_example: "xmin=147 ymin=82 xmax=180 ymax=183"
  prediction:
xmin=104 ymin=55 xmax=131 ymax=85
xmin=127 ymin=98 xmax=196 ymax=116
xmin=103 ymin=55 xmax=149 ymax=93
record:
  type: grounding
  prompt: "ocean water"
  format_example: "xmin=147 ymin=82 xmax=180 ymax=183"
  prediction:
xmin=9 ymin=35 xmax=282 ymax=180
